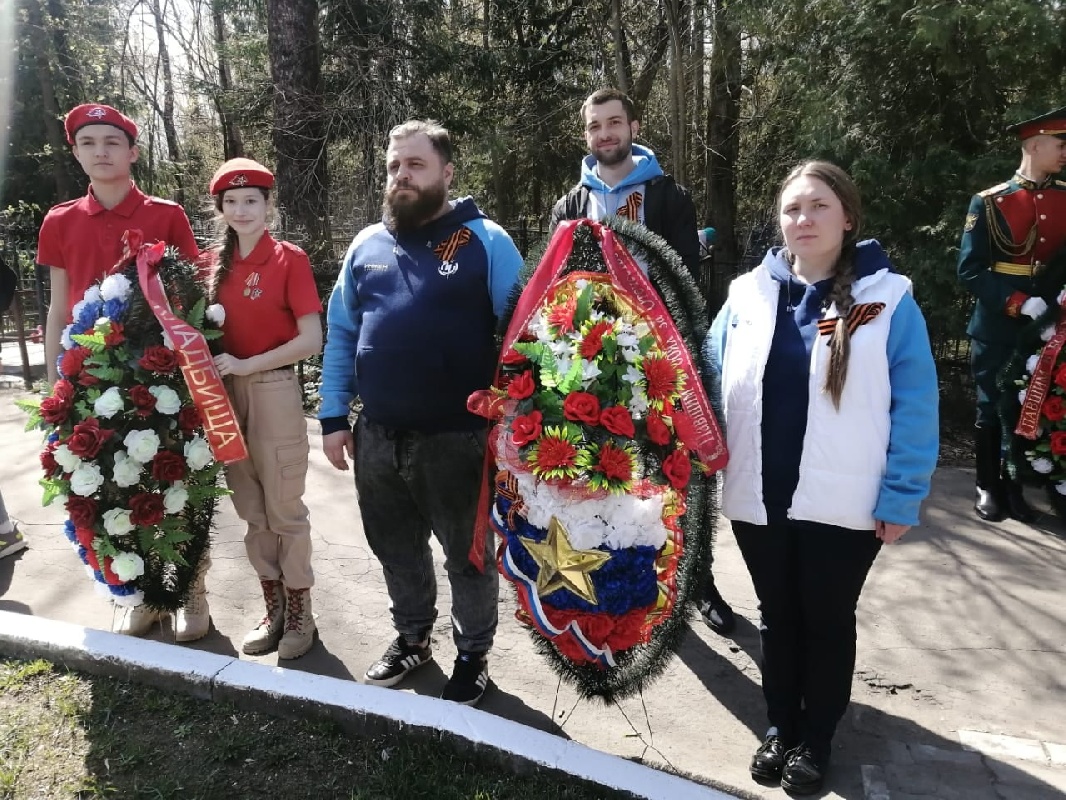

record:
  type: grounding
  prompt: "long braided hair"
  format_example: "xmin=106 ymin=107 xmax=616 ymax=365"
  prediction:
xmin=208 ymin=187 xmax=272 ymax=301
xmin=779 ymin=161 xmax=864 ymax=410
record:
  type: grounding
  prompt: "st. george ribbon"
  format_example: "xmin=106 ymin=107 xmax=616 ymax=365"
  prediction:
xmin=127 ymin=236 xmax=248 ymax=464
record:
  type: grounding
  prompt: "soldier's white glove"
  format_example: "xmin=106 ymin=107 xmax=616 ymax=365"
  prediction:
xmin=1021 ymin=297 xmax=1048 ymax=319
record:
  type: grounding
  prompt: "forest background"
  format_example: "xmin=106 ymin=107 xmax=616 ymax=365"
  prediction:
xmin=2 ymin=0 xmax=1065 ymax=433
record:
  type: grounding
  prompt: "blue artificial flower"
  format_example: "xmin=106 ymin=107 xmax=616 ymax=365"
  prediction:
xmin=104 ymin=298 xmax=128 ymax=321
xmin=74 ymin=302 xmax=102 ymax=333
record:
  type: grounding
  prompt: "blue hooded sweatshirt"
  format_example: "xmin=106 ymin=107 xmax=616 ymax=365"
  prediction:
xmin=318 ymin=197 xmax=522 ymax=433
xmin=579 ymin=144 xmax=665 ymax=219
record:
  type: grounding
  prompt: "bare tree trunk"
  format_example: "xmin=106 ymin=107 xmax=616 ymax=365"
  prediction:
xmin=23 ymin=0 xmax=73 ymax=200
xmin=149 ymin=0 xmax=184 ymax=203
xmin=609 ymin=0 xmax=631 ymax=94
xmin=45 ymin=0 xmax=84 ymax=103
xmin=267 ymin=0 xmax=335 ymax=283
xmin=211 ymin=0 xmax=244 ymax=159
xmin=663 ymin=0 xmax=687 ymax=183
xmin=705 ymin=0 xmax=741 ymax=266
xmin=630 ymin=18 xmax=668 ymax=117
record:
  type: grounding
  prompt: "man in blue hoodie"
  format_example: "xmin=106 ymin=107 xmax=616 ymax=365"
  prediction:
xmin=319 ymin=120 xmax=523 ymax=706
xmin=549 ymin=88 xmax=701 ymax=279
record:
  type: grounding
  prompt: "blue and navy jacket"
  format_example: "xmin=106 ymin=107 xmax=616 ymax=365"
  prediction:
xmin=319 ymin=197 xmax=523 ymax=433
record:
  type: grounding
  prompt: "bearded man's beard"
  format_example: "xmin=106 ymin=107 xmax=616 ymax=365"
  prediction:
xmin=383 ymin=181 xmax=447 ymax=234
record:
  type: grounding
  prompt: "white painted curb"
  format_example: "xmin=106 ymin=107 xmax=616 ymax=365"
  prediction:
xmin=0 ymin=611 xmax=737 ymax=800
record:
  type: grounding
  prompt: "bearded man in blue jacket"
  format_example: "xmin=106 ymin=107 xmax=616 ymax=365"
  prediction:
xmin=319 ymin=120 xmax=522 ymax=707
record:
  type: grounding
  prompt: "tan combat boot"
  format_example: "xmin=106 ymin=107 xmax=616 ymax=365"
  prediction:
xmin=112 ymin=604 xmax=161 ymax=637
xmin=174 ymin=556 xmax=212 ymax=643
xmin=241 ymin=579 xmax=285 ymax=655
xmin=277 ymin=587 xmax=316 ymax=659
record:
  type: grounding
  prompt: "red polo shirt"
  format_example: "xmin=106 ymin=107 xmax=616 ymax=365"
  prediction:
xmin=207 ymin=233 xmax=322 ymax=359
xmin=37 ymin=182 xmax=198 ymax=316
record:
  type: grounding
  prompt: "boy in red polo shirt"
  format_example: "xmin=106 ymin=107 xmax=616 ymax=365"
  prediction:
xmin=37 ymin=103 xmax=198 ymax=386
xmin=36 ymin=103 xmax=198 ymax=638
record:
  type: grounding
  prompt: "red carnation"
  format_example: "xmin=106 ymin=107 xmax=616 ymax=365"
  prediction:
xmin=1051 ymin=431 xmax=1066 ymax=457
xmin=511 ymin=410 xmax=543 ymax=447
xmin=66 ymin=418 xmax=114 ymax=459
xmin=40 ymin=379 xmax=75 ymax=424
xmin=66 ymin=496 xmax=99 ymax=528
xmin=130 ymin=384 xmax=157 ymax=416
xmin=139 ymin=345 xmax=179 ymax=374
xmin=74 ymin=526 xmax=95 ymax=551
xmin=151 ymin=450 xmax=187 ymax=483
xmin=41 ymin=441 xmax=60 ymax=474
xmin=103 ymin=321 xmax=125 ymax=346
xmin=662 ymin=449 xmax=692 ymax=489
xmin=59 ymin=346 xmax=91 ymax=381
xmin=643 ymin=356 xmax=679 ymax=401
xmin=501 ymin=349 xmax=528 ymax=367
xmin=177 ymin=405 xmax=202 ymax=434
xmin=129 ymin=492 xmax=165 ymax=526
xmin=563 ymin=392 xmax=601 ymax=425
xmin=646 ymin=411 xmax=672 ymax=446
xmin=1043 ymin=395 xmax=1066 ymax=422
xmin=599 ymin=405 xmax=635 ymax=438
xmin=596 ymin=442 xmax=632 ymax=483
xmin=547 ymin=296 xmax=578 ymax=335
xmin=507 ymin=370 xmax=536 ymax=400
xmin=579 ymin=321 xmax=614 ymax=360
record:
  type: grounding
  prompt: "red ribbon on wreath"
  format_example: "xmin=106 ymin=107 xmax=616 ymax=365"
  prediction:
xmin=1016 ymin=297 xmax=1066 ymax=440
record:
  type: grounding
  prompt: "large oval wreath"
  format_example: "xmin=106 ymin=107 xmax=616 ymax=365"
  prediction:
xmin=19 ymin=245 xmax=229 ymax=610
xmin=470 ymin=217 xmax=726 ymax=700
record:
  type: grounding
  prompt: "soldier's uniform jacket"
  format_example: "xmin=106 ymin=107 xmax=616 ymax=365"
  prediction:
xmin=958 ymin=173 xmax=1066 ymax=344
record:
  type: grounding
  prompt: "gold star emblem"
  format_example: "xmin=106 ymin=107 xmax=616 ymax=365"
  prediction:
xmin=521 ymin=516 xmax=610 ymax=604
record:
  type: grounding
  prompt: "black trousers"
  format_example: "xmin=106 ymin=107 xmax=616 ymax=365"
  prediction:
xmin=733 ymin=518 xmax=882 ymax=760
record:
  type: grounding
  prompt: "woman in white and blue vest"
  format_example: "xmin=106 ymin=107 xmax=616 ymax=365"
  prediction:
xmin=704 ymin=161 xmax=939 ymax=795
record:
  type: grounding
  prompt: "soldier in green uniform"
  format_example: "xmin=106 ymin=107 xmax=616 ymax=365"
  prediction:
xmin=959 ymin=106 xmax=1066 ymax=522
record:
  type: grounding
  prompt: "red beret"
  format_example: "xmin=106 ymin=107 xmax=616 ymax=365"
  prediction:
xmin=209 ymin=158 xmax=275 ymax=195
xmin=65 ymin=104 xmax=138 ymax=145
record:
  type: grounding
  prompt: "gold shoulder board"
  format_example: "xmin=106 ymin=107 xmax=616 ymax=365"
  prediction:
xmin=978 ymin=182 xmax=1010 ymax=198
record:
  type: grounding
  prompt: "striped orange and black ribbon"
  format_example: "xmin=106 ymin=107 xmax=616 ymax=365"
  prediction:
xmin=433 ymin=227 xmax=471 ymax=262
xmin=617 ymin=192 xmax=644 ymax=221
xmin=816 ymin=302 xmax=886 ymax=337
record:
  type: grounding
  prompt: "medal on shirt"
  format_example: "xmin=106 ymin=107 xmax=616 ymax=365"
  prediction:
xmin=243 ymin=271 xmax=262 ymax=300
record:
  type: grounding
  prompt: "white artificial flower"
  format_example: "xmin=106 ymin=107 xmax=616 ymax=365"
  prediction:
xmin=1041 ymin=326 xmax=1056 ymax=342
xmin=100 ymin=273 xmax=132 ymax=302
xmin=163 ymin=482 xmax=189 ymax=515
xmin=50 ymin=493 xmax=68 ymax=508
xmin=1055 ymin=482 xmax=1066 ymax=496
xmin=102 ymin=508 xmax=135 ymax=537
xmin=110 ymin=551 xmax=145 ymax=582
xmin=622 ymin=364 xmax=642 ymax=384
xmin=206 ymin=303 xmax=226 ymax=326
xmin=1030 ymin=457 xmax=1054 ymax=474
xmin=70 ymin=462 xmax=105 ymax=496
xmin=628 ymin=387 xmax=650 ymax=415
xmin=124 ymin=429 xmax=161 ymax=463
xmin=1026 ymin=354 xmax=1040 ymax=374
xmin=53 ymin=444 xmax=82 ymax=473
xmin=61 ymin=324 xmax=75 ymax=350
xmin=93 ymin=317 xmax=112 ymax=335
xmin=71 ymin=299 xmax=89 ymax=322
xmin=581 ymin=358 xmax=602 ymax=385
xmin=94 ymin=386 xmax=125 ymax=419
xmin=616 ymin=331 xmax=639 ymax=350
xmin=149 ymin=385 xmax=181 ymax=415
xmin=83 ymin=285 xmax=103 ymax=305
xmin=1018 ymin=389 xmax=1028 ymax=405
xmin=574 ymin=278 xmax=589 ymax=291
xmin=111 ymin=451 xmax=142 ymax=488
xmin=184 ymin=436 xmax=214 ymax=471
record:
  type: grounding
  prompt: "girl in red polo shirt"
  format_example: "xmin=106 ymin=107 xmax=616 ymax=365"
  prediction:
xmin=205 ymin=158 xmax=323 ymax=659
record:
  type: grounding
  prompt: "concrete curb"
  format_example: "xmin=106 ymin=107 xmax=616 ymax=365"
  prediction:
xmin=0 ymin=610 xmax=737 ymax=800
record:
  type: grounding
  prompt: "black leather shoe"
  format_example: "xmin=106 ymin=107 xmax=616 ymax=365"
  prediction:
xmin=974 ymin=487 xmax=1005 ymax=521
xmin=749 ymin=735 xmax=788 ymax=782
xmin=1004 ymin=484 xmax=1037 ymax=523
xmin=781 ymin=744 xmax=825 ymax=795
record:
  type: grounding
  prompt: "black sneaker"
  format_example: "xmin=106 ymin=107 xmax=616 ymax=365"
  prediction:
xmin=441 ymin=650 xmax=489 ymax=706
xmin=364 ymin=636 xmax=432 ymax=687
xmin=699 ymin=596 xmax=737 ymax=636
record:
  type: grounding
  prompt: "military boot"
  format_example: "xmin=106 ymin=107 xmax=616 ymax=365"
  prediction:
xmin=974 ymin=425 xmax=1005 ymax=521
xmin=175 ymin=555 xmax=211 ymax=642
xmin=242 ymin=579 xmax=285 ymax=655
xmin=278 ymin=587 xmax=316 ymax=660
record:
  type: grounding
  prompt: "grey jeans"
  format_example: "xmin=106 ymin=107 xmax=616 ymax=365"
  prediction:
xmin=354 ymin=415 xmax=498 ymax=653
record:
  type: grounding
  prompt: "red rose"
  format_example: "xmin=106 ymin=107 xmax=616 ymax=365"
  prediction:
xmin=59 ymin=347 xmax=91 ymax=380
xmin=151 ymin=450 xmax=188 ymax=482
xmin=662 ymin=449 xmax=692 ymax=489
xmin=130 ymin=384 xmax=157 ymax=416
xmin=507 ymin=370 xmax=536 ymax=400
xmin=139 ymin=345 xmax=179 ymax=374
xmin=104 ymin=321 xmax=125 ymax=346
xmin=599 ymin=405 xmax=635 ymax=438
xmin=129 ymin=492 xmax=165 ymax=526
xmin=596 ymin=442 xmax=632 ymax=483
xmin=643 ymin=356 xmax=679 ymax=401
xmin=41 ymin=441 xmax=60 ymax=474
xmin=1051 ymin=431 xmax=1066 ymax=456
xmin=563 ymin=392 xmax=600 ymax=424
xmin=177 ymin=405 xmax=202 ymax=434
xmin=40 ymin=379 xmax=75 ymax=424
xmin=66 ymin=418 xmax=114 ymax=459
xmin=579 ymin=321 xmax=614 ymax=360
xmin=646 ymin=412 xmax=671 ymax=446
xmin=66 ymin=496 xmax=99 ymax=528
xmin=512 ymin=410 xmax=543 ymax=447
xmin=547 ymin=296 xmax=578 ymax=334
xmin=1043 ymin=395 xmax=1066 ymax=422
xmin=501 ymin=349 xmax=528 ymax=367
